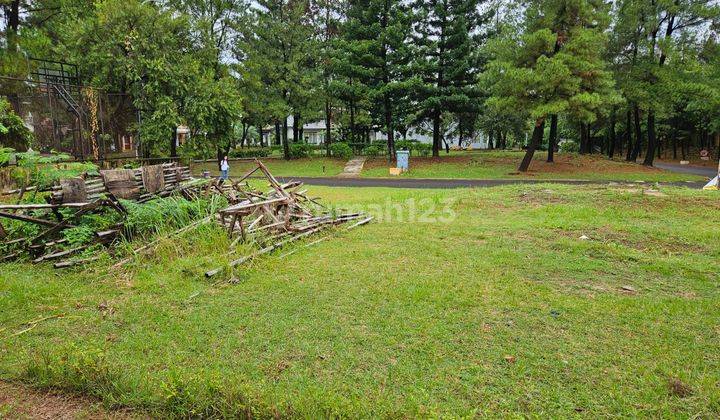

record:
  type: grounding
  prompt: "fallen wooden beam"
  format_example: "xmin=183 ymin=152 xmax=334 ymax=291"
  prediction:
xmin=54 ymin=257 xmax=100 ymax=269
xmin=0 ymin=203 xmax=91 ymax=210
xmin=0 ymin=211 xmax=76 ymax=228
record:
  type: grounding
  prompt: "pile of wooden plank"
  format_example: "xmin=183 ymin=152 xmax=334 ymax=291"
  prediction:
xmin=204 ymin=160 xmax=372 ymax=277
xmin=1 ymin=160 xmax=372 ymax=272
xmin=0 ymin=163 xmax=201 ymax=268
xmin=48 ymin=163 xmax=193 ymax=204
xmin=0 ymin=199 xmax=126 ymax=267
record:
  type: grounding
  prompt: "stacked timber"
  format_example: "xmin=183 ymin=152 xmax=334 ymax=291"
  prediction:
xmin=47 ymin=163 xmax=193 ymax=204
xmin=204 ymin=160 xmax=372 ymax=277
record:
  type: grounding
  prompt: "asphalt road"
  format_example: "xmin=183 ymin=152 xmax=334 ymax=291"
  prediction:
xmin=273 ymin=176 xmax=706 ymax=190
xmin=654 ymin=162 xmax=718 ymax=178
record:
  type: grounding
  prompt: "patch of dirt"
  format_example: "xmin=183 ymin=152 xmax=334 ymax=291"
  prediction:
xmin=667 ymin=377 xmax=693 ymax=398
xmin=518 ymin=189 xmax=568 ymax=205
xmin=0 ymin=381 xmax=140 ymax=419
xmin=552 ymin=227 xmax=708 ymax=254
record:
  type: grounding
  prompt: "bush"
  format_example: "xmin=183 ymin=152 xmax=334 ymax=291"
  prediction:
xmin=11 ymin=151 xmax=98 ymax=188
xmin=329 ymin=142 xmax=353 ymax=159
xmin=414 ymin=143 xmax=432 ymax=157
xmin=289 ymin=143 xmax=310 ymax=159
xmin=0 ymin=98 xmax=33 ymax=151
xmin=362 ymin=145 xmax=381 ymax=157
xmin=228 ymin=148 xmax=270 ymax=159
xmin=559 ymin=141 xmax=579 ymax=154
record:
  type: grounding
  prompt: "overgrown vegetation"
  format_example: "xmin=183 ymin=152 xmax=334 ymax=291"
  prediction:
xmin=0 ymin=98 xmax=32 ymax=152
xmin=1 ymin=184 xmax=719 ymax=417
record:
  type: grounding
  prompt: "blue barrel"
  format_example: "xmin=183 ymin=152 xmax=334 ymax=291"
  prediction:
xmin=397 ymin=150 xmax=410 ymax=171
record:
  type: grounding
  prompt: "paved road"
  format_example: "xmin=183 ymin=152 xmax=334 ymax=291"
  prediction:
xmin=273 ymin=176 xmax=705 ymax=190
xmin=654 ymin=162 xmax=717 ymax=178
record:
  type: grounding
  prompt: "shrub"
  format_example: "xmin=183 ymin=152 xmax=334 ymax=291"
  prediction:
xmin=362 ymin=145 xmax=381 ymax=157
xmin=559 ymin=141 xmax=579 ymax=154
xmin=11 ymin=151 xmax=98 ymax=188
xmin=414 ymin=143 xmax=432 ymax=157
xmin=228 ymin=148 xmax=270 ymax=159
xmin=289 ymin=143 xmax=310 ymax=159
xmin=330 ymin=142 xmax=353 ymax=159
xmin=0 ymin=98 xmax=33 ymax=151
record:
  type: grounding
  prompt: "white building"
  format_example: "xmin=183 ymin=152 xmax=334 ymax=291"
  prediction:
xmin=262 ymin=115 xmax=489 ymax=149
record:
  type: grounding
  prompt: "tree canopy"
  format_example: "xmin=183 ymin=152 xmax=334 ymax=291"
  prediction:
xmin=1 ymin=0 xmax=719 ymax=167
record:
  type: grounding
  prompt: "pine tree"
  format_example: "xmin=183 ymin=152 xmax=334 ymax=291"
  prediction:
xmin=338 ymin=0 xmax=415 ymax=158
xmin=411 ymin=0 xmax=489 ymax=157
xmin=485 ymin=0 xmax=618 ymax=172
xmin=238 ymin=0 xmax=319 ymax=159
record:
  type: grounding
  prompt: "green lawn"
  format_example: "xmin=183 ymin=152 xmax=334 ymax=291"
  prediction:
xmin=1 ymin=184 xmax=719 ymax=417
xmin=193 ymin=157 xmax=345 ymax=178
xmin=362 ymin=150 xmax=708 ymax=182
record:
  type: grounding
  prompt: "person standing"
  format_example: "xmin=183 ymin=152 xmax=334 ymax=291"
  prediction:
xmin=220 ymin=156 xmax=230 ymax=181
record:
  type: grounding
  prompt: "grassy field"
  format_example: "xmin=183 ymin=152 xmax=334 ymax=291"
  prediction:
xmin=362 ymin=151 xmax=708 ymax=182
xmin=1 ymin=184 xmax=719 ymax=417
xmin=193 ymin=157 xmax=345 ymax=178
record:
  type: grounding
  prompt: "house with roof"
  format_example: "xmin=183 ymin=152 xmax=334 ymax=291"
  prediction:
xmin=261 ymin=115 xmax=489 ymax=149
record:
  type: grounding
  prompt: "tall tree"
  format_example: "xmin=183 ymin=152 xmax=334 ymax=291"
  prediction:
xmin=339 ymin=0 xmax=415 ymax=158
xmin=238 ymin=0 xmax=318 ymax=159
xmin=485 ymin=0 xmax=617 ymax=172
xmin=412 ymin=0 xmax=489 ymax=157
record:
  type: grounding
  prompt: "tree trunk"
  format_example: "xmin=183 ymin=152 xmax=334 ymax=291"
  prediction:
xmin=349 ymin=102 xmax=356 ymax=143
xmin=6 ymin=0 xmax=20 ymax=50
xmin=384 ymin=94 xmax=395 ymax=159
xmin=325 ymin=99 xmax=332 ymax=157
xmin=547 ymin=115 xmax=558 ymax=162
xmin=274 ymin=121 xmax=281 ymax=146
xmin=282 ymin=116 xmax=290 ymax=160
xmin=580 ymin=122 xmax=588 ymax=154
xmin=518 ymin=118 xmax=545 ymax=172
xmin=292 ymin=114 xmax=299 ymax=143
xmin=432 ymin=109 xmax=441 ymax=157
xmin=608 ymin=110 xmax=616 ymax=159
xmin=671 ymin=128 xmax=677 ymax=160
xmin=298 ymin=118 xmax=304 ymax=143
xmin=643 ymin=110 xmax=657 ymax=166
xmin=625 ymin=109 xmax=633 ymax=161
xmin=488 ymin=130 xmax=494 ymax=150
xmin=170 ymin=125 xmax=177 ymax=158
xmin=630 ymin=105 xmax=642 ymax=162
xmin=240 ymin=123 xmax=249 ymax=148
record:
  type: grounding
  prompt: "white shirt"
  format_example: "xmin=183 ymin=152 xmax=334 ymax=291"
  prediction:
xmin=221 ymin=160 xmax=229 ymax=171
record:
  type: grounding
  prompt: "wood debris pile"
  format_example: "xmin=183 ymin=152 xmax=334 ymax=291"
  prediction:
xmin=1 ymin=160 xmax=372 ymax=272
xmin=0 ymin=162 xmax=203 ymax=268
xmin=205 ymin=160 xmax=372 ymax=277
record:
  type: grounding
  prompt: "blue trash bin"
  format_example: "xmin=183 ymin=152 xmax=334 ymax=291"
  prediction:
xmin=397 ymin=150 xmax=409 ymax=171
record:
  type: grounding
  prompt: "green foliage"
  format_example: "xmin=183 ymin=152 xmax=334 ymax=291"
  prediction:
xmin=0 ymin=147 xmax=15 ymax=166
xmin=414 ymin=143 xmax=432 ymax=157
xmin=288 ymin=143 xmax=310 ymax=159
xmin=0 ymin=98 xmax=33 ymax=151
xmin=123 ymin=195 xmax=227 ymax=239
xmin=559 ymin=141 xmax=580 ymax=154
xmin=63 ymin=226 xmax=97 ymax=248
xmin=329 ymin=142 xmax=353 ymax=160
xmin=411 ymin=0 xmax=489 ymax=155
xmin=362 ymin=145 xmax=381 ymax=157
xmin=485 ymin=1 xmax=619 ymax=127
xmin=227 ymin=148 xmax=271 ymax=159
xmin=10 ymin=151 xmax=98 ymax=188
